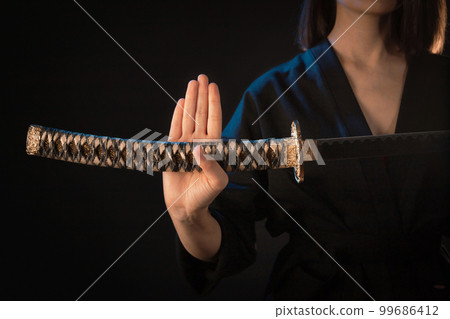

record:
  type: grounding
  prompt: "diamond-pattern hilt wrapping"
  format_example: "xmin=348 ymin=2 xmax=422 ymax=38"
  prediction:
xmin=26 ymin=125 xmax=296 ymax=174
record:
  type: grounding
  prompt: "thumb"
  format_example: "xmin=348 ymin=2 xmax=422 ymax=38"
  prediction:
xmin=193 ymin=145 xmax=228 ymax=191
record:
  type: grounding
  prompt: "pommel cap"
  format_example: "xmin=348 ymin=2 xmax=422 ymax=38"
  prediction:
xmin=26 ymin=125 xmax=42 ymax=155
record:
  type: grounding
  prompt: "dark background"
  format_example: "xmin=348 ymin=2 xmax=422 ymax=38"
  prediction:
xmin=3 ymin=0 xmax=450 ymax=300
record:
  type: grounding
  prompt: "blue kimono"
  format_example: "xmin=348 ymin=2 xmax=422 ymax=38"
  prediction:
xmin=178 ymin=40 xmax=450 ymax=300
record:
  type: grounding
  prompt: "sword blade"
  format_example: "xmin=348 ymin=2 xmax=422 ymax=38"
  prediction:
xmin=305 ymin=130 xmax=450 ymax=162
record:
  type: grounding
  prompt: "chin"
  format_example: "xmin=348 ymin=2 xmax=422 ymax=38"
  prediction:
xmin=337 ymin=0 xmax=399 ymax=15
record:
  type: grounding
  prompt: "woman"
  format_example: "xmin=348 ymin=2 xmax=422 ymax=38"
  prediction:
xmin=163 ymin=0 xmax=450 ymax=300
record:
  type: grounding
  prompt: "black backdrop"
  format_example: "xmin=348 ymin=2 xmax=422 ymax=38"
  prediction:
xmin=3 ymin=0 xmax=450 ymax=300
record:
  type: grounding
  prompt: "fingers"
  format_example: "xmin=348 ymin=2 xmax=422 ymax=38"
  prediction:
xmin=207 ymin=83 xmax=222 ymax=138
xmin=193 ymin=146 xmax=228 ymax=192
xmin=178 ymin=76 xmax=222 ymax=139
xmin=168 ymin=98 xmax=184 ymax=141
xmin=182 ymin=80 xmax=198 ymax=137
xmin=195 ymin=74 xmax=209 ymax=135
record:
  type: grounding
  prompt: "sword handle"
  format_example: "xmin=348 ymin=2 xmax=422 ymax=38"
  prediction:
xmin=26 ymin=125 xmax=298 ymax=175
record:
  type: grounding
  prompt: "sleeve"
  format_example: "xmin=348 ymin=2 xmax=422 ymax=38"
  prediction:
xmin=176 ymin=89 xmax=271 ymax=295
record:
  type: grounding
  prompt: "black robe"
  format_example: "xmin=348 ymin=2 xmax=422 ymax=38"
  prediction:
xmin=177 ymin=39 xmax=450 ymax=300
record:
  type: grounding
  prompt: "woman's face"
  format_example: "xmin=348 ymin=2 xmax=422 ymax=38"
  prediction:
xmin=337 ymin=0 xmax=398 ymax=15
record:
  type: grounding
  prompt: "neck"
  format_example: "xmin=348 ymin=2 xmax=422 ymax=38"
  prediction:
xmin=328 ymin=2 xmax=396 ymax=67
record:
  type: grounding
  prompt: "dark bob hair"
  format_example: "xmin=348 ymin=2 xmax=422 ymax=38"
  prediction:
xmin=298 ymin=0 xmax=448 ymax=56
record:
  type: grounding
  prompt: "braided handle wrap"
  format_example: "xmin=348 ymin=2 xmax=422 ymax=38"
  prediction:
xmin=26 ymin=125 xmax=295 ymax=173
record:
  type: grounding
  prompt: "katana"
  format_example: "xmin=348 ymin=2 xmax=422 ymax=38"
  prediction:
xmin=26 ymin=121 xmax=450 ymax=183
